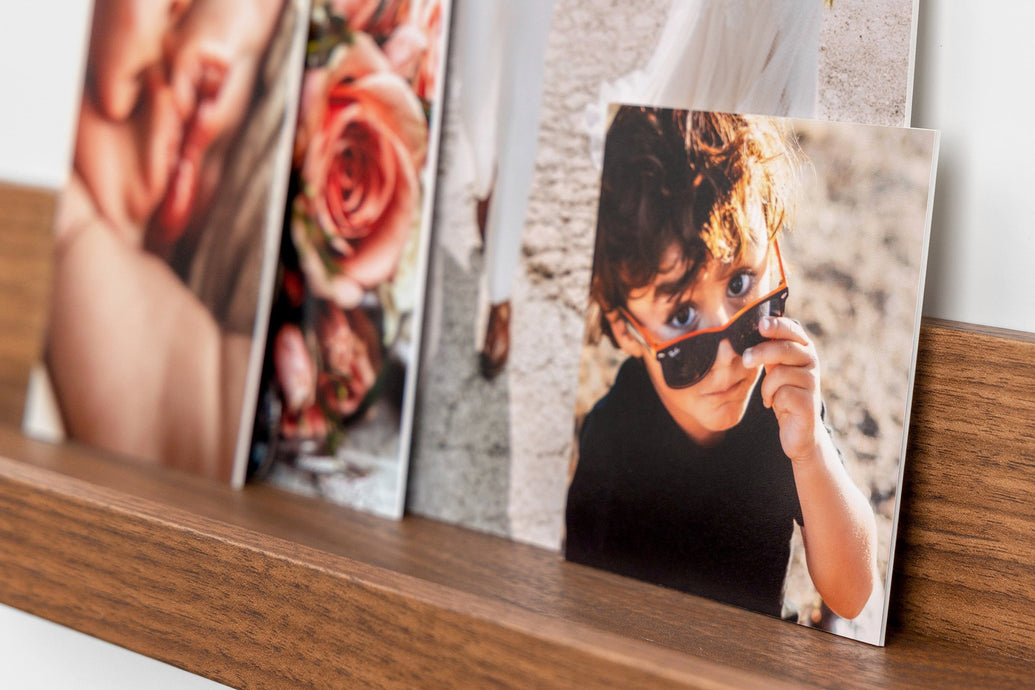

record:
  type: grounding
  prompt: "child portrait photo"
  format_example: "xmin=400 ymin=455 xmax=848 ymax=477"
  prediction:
xmin=569 ymin=105 xmax=937 ymax=644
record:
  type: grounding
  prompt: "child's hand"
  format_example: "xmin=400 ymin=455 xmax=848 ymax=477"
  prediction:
xmin=741 ymin=316 xmax=824 ymax=464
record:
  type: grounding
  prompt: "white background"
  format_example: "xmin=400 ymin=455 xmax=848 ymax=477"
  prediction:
xmin=912 ymin=0 xmax=1035 ymax=334
xmin=0 ymin=0 xmax=1032 ymax=686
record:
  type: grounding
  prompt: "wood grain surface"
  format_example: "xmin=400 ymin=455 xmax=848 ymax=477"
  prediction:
xmin=892 ymin=320 xmax=1035 ymax=661
xmin=1 ymin=182 xmax=1034 ymax=686
xmin=0 ymin=426 xmax=1031 ymax=689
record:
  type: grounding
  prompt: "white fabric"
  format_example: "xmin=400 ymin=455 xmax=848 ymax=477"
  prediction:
xmin=454 ymin=0 xmax=505 ymax=200
xmin=454 ymin=0 xmax=555 ymax=304
xmin=456 ymin=0 xmax=823 ymax=303
xmin=587 ymin=0 xmax=824 ymax=166
xmin=643 ymin=0 xmax=822 ymax=116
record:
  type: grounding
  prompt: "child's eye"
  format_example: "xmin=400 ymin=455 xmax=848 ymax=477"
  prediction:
xmin=727 ymin=272 xmax=754 ymax=298
xmin=667 ymin=304 xmax=697 ymax=331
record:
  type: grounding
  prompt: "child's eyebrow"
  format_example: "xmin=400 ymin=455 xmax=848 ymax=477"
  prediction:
xmin=712 ymin=260 xmax=744 ymax=281
xmin=652 ymin=255 xmax=757 ymax=304
xmin=653 ymin=270 xmax=698 ymax=303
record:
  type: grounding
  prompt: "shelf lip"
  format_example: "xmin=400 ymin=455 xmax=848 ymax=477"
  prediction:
xmin=1 ymin=427 xmax=1033 ymax=688
xmin=920 ymin=315 xmax=1035 ymax=344
xmin=0 ymin=432 xmax=785 ymax=689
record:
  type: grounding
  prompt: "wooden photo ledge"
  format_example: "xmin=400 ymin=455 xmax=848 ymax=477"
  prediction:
xmin=1 ymin=183 xmax=1033 ymax=687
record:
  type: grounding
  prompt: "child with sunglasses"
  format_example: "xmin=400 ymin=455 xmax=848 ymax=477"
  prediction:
xmin=565 ymin=107 xmax=877 ymax=622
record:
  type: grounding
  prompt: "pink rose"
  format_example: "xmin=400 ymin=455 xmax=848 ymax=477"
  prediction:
xmin=293 ymin=33 xmax=427 ymax=308
xmin=382 ymin=22 xmax=427 ymax=87
xmin=381 ymin=0 xmax=441 ymax=101
xmin=409 ymin=0 xmax=443 ymax=101
xmin=315 ymin=306 xmax=379 ymax=417
xmin=273 ymin=324 xmax=316 ymax=414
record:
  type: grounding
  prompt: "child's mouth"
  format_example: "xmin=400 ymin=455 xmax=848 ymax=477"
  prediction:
xmin=707 ymin=377 xmax=746 ymax=397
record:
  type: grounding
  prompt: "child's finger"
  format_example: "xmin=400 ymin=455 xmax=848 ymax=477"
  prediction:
xmin=741 ymin=337 xmax=816 ymax=370
xmin=758 ymin=316 xmax=810 ymax=346
xmin=759 ymin=364 xmax=819 ymax=409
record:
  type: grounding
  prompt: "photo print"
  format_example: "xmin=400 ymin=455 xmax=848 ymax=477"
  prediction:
xmin=568 ymin=106 xmax=937 ymax=645
xmin=24 ymin=0 xmax=310 ymax=487
xmin=409 ymin=0 xmax=919 ymax=547
xmin=248 ymin=0 xmax=452 ymax=518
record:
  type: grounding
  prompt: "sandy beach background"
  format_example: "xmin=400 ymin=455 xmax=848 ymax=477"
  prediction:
xmin=409 ymin=0 xmax=923 ymax=642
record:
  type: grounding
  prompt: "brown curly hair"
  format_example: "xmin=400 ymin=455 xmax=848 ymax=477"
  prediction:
xmin=590 ymin=107 xmax=798 ymax=343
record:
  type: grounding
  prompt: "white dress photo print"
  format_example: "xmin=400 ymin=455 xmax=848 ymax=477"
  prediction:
xmin=411 ymin=0 xmax=917 ymax=546
xmin=409 ymin=0 xmax=927 ymax=644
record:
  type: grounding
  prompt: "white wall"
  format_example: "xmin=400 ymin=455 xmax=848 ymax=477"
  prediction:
xmin=912 ymin=0 xmax=1035 ymax=334
xmin=0 ymin=0 xmax=1032 ymax=684
xmin=0 ymin=603 xmax=226 ymax=689
xmin=0 ymin=3 xmax=91 ymax=189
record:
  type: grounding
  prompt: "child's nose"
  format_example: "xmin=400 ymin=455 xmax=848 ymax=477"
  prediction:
xmin=714 ymin=337 xmax=739 ymax=367
xmin=703 ymin=302 xmax=734 ymax=331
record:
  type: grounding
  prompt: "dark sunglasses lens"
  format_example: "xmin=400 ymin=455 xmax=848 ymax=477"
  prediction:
xmin=657 ymin=288 xmax=788 ymax=389
xmin=656 ymin=332 xmax=720 ymax=389
xmin=729 ymin=288 xmax=789 ymax=354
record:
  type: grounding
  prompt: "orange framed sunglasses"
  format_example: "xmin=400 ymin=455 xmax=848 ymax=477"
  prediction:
xmin=619 ymin=241 xmax=789 ymax=389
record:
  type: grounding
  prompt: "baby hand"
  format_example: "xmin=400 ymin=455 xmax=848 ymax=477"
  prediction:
xmin=741 ymin=316 xmax=824 ymax=464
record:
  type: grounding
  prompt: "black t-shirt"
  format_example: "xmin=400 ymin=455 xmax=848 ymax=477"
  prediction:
xmin=565 ymin=357 xmax=803 ymax=619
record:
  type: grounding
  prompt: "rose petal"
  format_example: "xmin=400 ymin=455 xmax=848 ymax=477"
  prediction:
xmin=317 ymin=305 xmax=356 ymax=378
xmin=291 ymin=214 xmax=366 ymax=309
xmin=383 ymin=23 xmax=428 ymax=83
xmin=334 ymin=133 xmax=418 ymax=287
xmin=314 ymin=104 xmax=399 ymax=237
xmin=348 ymin=71 xmax=428 ymax=167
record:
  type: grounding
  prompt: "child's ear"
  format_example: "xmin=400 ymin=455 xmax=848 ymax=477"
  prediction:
xmin=604 ymin=309 xmax=646 ymax=359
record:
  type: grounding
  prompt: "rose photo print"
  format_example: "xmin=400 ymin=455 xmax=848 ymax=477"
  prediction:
xmin=249 ymin=0 xmax=451 ymax=518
